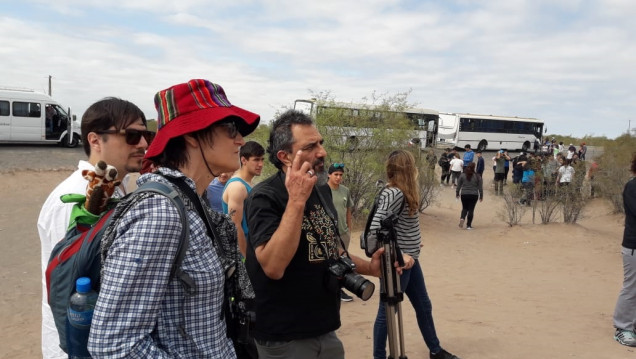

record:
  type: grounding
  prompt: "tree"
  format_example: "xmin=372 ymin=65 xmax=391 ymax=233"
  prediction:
xmin=309 ymin=90 xmax=428 ymax=219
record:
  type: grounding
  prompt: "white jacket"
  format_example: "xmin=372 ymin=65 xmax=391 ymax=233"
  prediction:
xmin=38 ymin=160 xmax=94 ymax=358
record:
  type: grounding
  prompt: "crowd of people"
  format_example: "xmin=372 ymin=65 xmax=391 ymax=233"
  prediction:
xmin=36 ymin=77 xmax=632 ymax=358
xmin=434 ymin=142 xmax=598 ymax=229
xmin=37 ymin=79 xmax=461 ymax=359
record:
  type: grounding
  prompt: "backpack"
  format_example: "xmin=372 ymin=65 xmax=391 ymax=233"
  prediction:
xmin=438 ymin=155 xmax=449 ymax=167
xmin=45 ymin=180 xmax=190 ymax=354
xmin=359 ymin=187 xmax=405 ymax=257
xmin=166 ymin=176 xmax=257 ymax=358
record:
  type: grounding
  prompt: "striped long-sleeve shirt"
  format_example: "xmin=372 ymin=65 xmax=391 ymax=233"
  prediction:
xmin=368 ymin=187 xmax=422 ymax=259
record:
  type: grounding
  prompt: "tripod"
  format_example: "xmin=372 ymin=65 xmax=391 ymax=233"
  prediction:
xmin=378 ymin=214 xmax=408 ymax=359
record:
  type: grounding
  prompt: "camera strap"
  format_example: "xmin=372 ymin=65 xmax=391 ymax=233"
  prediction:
xmin=314 ymin=184 xmax=351 ymax=258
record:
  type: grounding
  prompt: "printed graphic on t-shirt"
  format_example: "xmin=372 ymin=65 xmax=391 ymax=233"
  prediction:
xmin=302 ymin=203 xmax=339 ymax=263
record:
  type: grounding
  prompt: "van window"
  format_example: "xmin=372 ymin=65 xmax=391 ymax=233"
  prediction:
xmin=0 ymin=101 xmax=9 ymax=116
xmin=13 ymin=102 xmax=41 ymax=117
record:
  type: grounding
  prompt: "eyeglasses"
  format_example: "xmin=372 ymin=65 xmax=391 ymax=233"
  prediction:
xmin=216 ymin=121 xmax=239 ymax=138
xmin=95 ymin=129 xmax=155 ymax=145
xmin=332 ymin=163 xmax=345 ymax=169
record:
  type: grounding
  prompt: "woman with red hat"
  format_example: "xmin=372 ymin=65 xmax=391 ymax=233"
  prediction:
xmin=88 ymin=79 xmax=259 ymax=358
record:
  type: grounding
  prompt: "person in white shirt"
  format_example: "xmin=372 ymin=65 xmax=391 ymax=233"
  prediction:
xmin=556 ymin=157 xmax=575 ymax=186
xmin=37 ymin=97 xmax=151 ymax=358
xmin=449 ymin=153 xmax=464 ymax=187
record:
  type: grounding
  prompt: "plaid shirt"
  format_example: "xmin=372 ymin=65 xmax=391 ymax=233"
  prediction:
xmin=88 ymin=168 xmax=235 ymax=358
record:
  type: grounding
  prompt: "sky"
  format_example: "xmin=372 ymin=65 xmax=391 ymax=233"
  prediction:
xmin=1 ymin=0 xmax=635 ymax=138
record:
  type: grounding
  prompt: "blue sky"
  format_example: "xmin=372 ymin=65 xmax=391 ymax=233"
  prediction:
xmin=1 ymin=0 xmax=635 ymax=138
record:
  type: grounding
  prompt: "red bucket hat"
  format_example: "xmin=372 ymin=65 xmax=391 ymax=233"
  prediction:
xmin=145 ymin=79 xmax=260 ymax=158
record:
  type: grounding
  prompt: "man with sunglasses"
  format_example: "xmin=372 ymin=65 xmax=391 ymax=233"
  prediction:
xmin=37 ymin=97 xmax=150 ymax=359
xmin=327 ymin=163 xmax=354 ymax=302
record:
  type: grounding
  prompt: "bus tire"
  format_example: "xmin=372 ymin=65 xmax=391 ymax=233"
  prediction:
xmin=61 ymin=134 xmax=79 ymax=148
xmin=522 ymin=141 xmax=530 ymax=152
xmin=477 ymin=140 xmax=488 ymax=152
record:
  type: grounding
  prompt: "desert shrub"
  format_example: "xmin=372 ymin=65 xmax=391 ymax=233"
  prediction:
xmin=556 ymin=184 xmax=585 ymax=223
xmin=415 ymin=150 xmax=439 ymax=212
xmin=593 ymin=134 xmax=636 ymax=213
xmin=498 ymin=187 xmax=527 ymax=226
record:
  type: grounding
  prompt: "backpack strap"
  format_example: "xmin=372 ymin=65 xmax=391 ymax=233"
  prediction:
xmin=134 ymin=181 xmax=192 ymax=288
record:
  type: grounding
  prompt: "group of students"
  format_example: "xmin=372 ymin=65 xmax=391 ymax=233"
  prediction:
xmin=37 ymin=79 xmax=461 ymax=359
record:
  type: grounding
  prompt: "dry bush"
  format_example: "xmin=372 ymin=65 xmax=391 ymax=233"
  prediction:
xmin=594 ymin=134 xmax=636 ymax=213
xmin=498 ymin=187 xmax=527 ymax=226
xmin=418 ymin=161 xmax=439 ymax=212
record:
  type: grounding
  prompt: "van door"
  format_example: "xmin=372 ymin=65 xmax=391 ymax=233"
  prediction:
xmin=11 ymin=100 xmax=44 ymax=141
xmin=0 ymin=100 xmax=10 ymax=140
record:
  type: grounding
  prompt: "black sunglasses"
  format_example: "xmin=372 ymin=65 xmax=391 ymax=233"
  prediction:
xmin=216 ymin=121 xmax=239 ymax=138
xmin=95 ymin=129 xmax=155 ymax=145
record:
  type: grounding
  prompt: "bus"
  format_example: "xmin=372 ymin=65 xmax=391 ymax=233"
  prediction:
xmin=0 ymin=88 xmax=80 ymax=147
xmin=294 ymin=99 xmax=439 ymax=150
xmin=436 ymin=112 xmax=544 ymax=152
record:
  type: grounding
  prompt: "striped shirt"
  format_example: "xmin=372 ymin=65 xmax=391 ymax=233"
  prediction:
xmin=369 ymin=187 xmax=422 ymax=259
xmin=88 ymin=168 xmax=235 ymax=358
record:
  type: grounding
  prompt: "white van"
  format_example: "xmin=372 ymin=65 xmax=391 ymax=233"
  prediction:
xmin=0 ymin=88 xmax=81 ymax=147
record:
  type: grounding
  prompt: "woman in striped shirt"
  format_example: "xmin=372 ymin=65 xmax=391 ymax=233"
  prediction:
xmin=371 ymin=150 xmax=460 ymax=359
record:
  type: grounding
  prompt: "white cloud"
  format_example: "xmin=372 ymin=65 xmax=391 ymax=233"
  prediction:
xmin=1 ymin=0 xmax=635 ymax=137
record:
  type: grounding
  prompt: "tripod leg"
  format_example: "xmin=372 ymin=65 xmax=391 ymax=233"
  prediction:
xmin=396 ymin=302 xmax=408 ymax=359
xmin=381 ymin=244 xmax=398 ymax=359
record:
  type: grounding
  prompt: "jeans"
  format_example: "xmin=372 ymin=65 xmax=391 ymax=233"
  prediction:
xmin=373 ymin=260 xmax=441 ymax=358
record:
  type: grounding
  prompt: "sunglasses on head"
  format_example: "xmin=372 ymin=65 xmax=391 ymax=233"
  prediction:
xmin=332 ymin=163 xmax=345 ymax=169
xmin=96 ymin=129 xmax=155 ymax=145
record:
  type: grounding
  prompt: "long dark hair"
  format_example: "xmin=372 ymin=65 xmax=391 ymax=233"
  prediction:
xmin=465 ymin=162 xmax=476 ymax=181
xmin=386 ymin=150 xmax=419 ymax=215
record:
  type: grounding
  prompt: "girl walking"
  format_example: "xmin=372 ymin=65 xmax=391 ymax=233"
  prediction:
xmin=456 ymin=162 xmax=483 ymax=229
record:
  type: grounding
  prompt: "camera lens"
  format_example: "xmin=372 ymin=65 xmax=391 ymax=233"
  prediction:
xmin=342 ymin=272 xmax=375 ymax=301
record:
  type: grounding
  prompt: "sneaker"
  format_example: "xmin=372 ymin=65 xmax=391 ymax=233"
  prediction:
xmin=458 ymin=218 xmax=464 ymax=228
xmin=614 ymin=329 xmax=636 ymax=347
xmin=340 ymin=290 xmax=353 ymax=302
xmin=466 ymin=226 xmax=472 ymax=230
xmin=430 ymin=348 xmax=461 ymax=359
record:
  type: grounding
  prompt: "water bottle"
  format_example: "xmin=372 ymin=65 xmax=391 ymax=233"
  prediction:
xmin=66 ymin=277 xmax=98 ymax=358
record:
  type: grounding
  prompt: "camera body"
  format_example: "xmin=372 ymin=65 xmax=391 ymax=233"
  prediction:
xmin=328 ymin=255 xmax=375 ymax=301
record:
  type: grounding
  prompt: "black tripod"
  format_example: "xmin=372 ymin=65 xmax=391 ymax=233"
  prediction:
xmin=378 ymin=214 xmax=408 ymax=359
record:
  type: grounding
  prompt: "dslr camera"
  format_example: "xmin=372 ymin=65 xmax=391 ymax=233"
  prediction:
xmin=328 ymin=255 xmax=375 ymax=301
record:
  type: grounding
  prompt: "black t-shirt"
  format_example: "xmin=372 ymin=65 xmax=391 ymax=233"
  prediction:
xmin=245 ymin=171 xmax=341 ymax=341
xmin=623 ymin=178 xmax=636 ymax=249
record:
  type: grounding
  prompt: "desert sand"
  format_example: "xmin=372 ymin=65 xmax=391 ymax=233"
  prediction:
xmin=1 ymin=168 xmax=634 ymax=359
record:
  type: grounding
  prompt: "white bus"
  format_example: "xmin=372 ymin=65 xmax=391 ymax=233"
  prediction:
xmin=436 ymin=112 xmax=544 ymax=152
xmin=0 ymin=88 xmax=80 ymax=147
xmin=294 ymin=99 xmax=439 ymax=150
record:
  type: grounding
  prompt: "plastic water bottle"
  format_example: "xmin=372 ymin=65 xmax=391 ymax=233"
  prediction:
xmin=67 ymin=277 xmax=98 ymax=358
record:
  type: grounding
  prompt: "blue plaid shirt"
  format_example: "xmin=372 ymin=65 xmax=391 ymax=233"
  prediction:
xmin=88 ymin=168 xmax=235 ymax=358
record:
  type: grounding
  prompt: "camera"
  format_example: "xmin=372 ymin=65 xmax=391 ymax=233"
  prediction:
xmin=499 ymin=149 xmax=504 ymax=154
xmin=328 ymin=255 xmax=375 ymax=301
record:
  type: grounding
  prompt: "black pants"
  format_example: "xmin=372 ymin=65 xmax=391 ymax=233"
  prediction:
xmin=460 ymin=194 xmax=479 ymax=227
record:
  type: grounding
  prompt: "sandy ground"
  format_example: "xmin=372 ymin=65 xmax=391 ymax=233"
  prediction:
xmin=1 ymin=168 xmax=634 ymax=359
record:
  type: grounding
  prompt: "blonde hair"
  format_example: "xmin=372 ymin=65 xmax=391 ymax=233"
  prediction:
xmin=386 ymin=150 xmax=419 ymax=215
